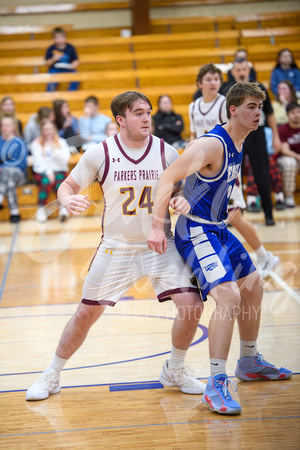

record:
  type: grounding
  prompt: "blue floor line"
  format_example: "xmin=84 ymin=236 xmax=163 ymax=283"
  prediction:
xmin=1 ymin=416 xmax=299 ymax=438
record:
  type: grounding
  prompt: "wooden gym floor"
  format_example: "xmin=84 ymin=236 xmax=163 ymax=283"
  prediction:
xmin=0 ymin=204 xmax=299 ymax=449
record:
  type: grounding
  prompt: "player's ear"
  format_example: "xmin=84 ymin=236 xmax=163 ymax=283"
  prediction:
xmin=116 ymin=115 xmax=124 ymax=127
xmin=229 ymin=105 xmax=237 ymax=117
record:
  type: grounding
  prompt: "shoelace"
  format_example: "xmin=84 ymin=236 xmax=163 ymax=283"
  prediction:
xmin=255 ymin=353 xmax=274 ymax=367
xmin=174 ymin=364 xmax=197 ymax=381
xmin=216 ymin=378 xmax=238 ymax=400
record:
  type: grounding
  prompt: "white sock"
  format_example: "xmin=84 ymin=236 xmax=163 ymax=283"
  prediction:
xmin=168 ymin=345 xmax=187 ymax=369
xmin=10 ymin=208 xmax=19 ymax=215
xmin=210 ymin=358 xmax=226 ymax=377
xmin=49 ymin=354 xmax=68 ymax=373
xmin=240 ymin=339 xmax=257 ymax=358
xmin=255 ymin=245 xmax=268 ymax=261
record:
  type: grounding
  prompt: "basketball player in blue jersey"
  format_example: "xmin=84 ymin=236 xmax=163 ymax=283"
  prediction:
xmin=148 ymin=82 xmax=292 ymax=415
xmin=25 ymin=91 xmax=206 ymax=402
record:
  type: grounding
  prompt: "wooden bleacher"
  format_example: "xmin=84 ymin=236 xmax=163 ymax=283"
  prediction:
xmin=0 ymin=10 xmax=300 ymax=220
xmin=0 ymin=25 xmax=74 ymax=42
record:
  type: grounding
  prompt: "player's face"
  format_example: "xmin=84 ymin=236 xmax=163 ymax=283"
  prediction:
xmin=199 ymin=72 xmax=221 ymax=94
xmin=118 ymin=100 xmax=152 ymax=142
xmin=235 ymin=96 xmax=263 ymax=131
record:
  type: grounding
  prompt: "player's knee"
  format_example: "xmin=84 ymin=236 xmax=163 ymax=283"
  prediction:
xmin=75 ymin=303 xmax=104 ymax=326
xmin=215 ymin=290 xmax=241 ymax=318
xmin=175 ymin=293 xmax=204 ymax=321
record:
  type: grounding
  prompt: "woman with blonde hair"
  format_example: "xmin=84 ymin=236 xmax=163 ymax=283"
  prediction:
xmin=31 ymin=119 xmax=70 ymax=222
xmin=0 ymin=96 xmax=22 ymax=136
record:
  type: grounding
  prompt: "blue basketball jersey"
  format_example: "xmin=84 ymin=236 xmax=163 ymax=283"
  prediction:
xmin=183 ymin=124 xmax=243 ymax=223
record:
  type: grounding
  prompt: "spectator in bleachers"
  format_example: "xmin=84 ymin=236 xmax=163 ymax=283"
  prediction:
xmin=272 ymin=80 xmax=300 ymax=126
xmin=277 ymin=102 xmax=300 ymax=208
xmin=31 ymin=119 xmax=71 ymax=222
xmin=0 ymin=96 xmax=22 ymax=137
xmin=227 ymin=48 xmax=256 ymax=83
xmin=152 ymin=95 xmax=187 ymax=150
xmin=53 ymin=99 xmax=82 ymax=151
xmin=220 ymin=57 xmax=281 ymax=225
xmin=0 ymin=116 xmax=27 ymax=223
xmin=24 ymin=106 xmax=55 ymax=154
xmin=45 ymin=27 xmax=79 ymax=92
xmin=78 ymin=96 xmax=111 ymax=150
xmin=105 ymin=121 xmax=119 ymax=137
xmin=270 ymin=48 xmax=300 ymax=98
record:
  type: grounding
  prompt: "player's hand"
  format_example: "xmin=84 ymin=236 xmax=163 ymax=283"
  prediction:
xmin=169 ymin=196 xmax=191 ymax=215
xmin=147 ymin=226 xmax=167 ymax=254
xmin=64 ymin=194 xmax=91 ymax=215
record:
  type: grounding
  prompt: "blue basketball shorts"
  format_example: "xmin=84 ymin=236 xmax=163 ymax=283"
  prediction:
xmin=175 ymin=215 xmax=256 ymax=301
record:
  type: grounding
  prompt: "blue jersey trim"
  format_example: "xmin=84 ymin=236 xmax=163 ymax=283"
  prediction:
xmin=195 ymin=133 xmax=228 ymax=183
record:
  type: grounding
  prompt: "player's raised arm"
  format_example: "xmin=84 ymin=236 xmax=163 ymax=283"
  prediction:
xmin=58 ymin=174 xmax=91 ymax=216
xmin=147 ymin=137 xmax=223 ymax=254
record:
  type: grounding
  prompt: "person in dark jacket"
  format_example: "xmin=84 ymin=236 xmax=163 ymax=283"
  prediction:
xmin=152 ymin=95 xmax=187 ymax=150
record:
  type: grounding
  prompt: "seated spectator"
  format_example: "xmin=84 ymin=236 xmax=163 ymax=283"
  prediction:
xmin=152 ymin=95 xmax=187 ymax=150
xmin=45 ymin=27 xmax=79 ymax=92
xmin=270 ymin=48 xmax=300 ymax=98
xmin=0 ymin=96 xmax=22 ymax=137
xmin=23 ymin=106 xmax=55 ymax=154
xmin=272 ymin=80 xmax=300 ymax=126
xmin=105 ymin=121 xmax=119 ymax=137
xmin=277 ymin=102 xmax=300 ymax=208
xmin=53 ymin=99 xmax=82 ymax=150
xmin=78 ymin=96 xmax=111 ymax=150
xmin=31 ymin=120 xmax=71 ymax=222
xmin=0 ymin=116 xmax=27 ymax=223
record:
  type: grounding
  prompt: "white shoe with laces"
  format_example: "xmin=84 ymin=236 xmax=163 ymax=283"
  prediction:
xmin=26 ymin=367 xmax=61 ymax=401
xmin=256 ymin=251 xmax=279 ymax=278
xmin=159 ymin=359 xmax=206 ymax=394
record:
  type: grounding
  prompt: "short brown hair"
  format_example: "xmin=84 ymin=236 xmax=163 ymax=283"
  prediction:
xmin=84 ymin=96 xmax=99 ymax=106
xmin=226 ymin=82 xmax=266 ymax=118
xmin=110 ymin=91 xmax=152 ymax=122
xmin=286 ymin=101 xmax=300 ymax=114
xmin=196 ymin=63 xmax=222 ymax=84
xmin=52 ymin=27 xmax=66 ymax=37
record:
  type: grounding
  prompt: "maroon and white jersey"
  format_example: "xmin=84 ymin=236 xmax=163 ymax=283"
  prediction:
xmin=189 ymin=94 xmax=227 ymax=137
xmin=71 ymin=134 xmax=179 ymax=245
